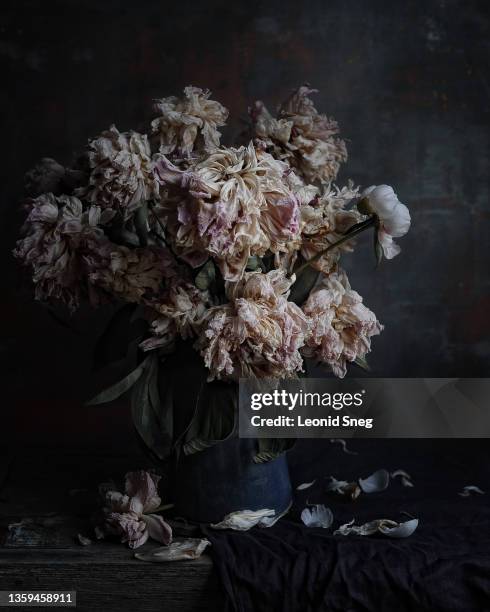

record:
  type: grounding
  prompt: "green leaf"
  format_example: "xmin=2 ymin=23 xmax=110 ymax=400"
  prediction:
xmin=182 ymin=382 xmax=236 ymax=455
xmin=194 ymin=260 xmax=216 ymax=291
xmin=253 ymin=438 xmax=296 ymax=463
xmin=289 ymin=264 xmax=319 ymax=305
xmin=133 ymin=202 xmax=149 ymax=247
xmin=86 ymin=357 xmax=149 ymax=405
xmin=353 ymin=356 xmax=371 ymax=371
xmin=246 ymin=256 xmax=261 ymax=271
xmin=131 ymin=354 xmax=173 ymax=461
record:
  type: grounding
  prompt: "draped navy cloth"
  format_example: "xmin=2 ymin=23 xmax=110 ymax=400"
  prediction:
xmin=202 ymin=439 xmax=490 ymax=612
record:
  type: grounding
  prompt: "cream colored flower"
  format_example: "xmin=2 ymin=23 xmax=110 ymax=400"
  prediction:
xmin=140 ymin=281 xmax=210 ymax=352
xmin=89 ymin=246 xmax=173 ymax=304
xmin=361 ymin=185 xmax=411 ymax=259
xmin=196 ymin=269 xmax=309 ymax=380
xmin=251 ymin=86 xmax=347 ymax=184
xmin=151 ymin=86 xmax=228 ymax=155
xmin=99 ymin=471 xmax=172 ymax=549
xmin=78 ymin=125 xmax=158 ymax=218
xmin=13 ymin=194 xmax=112 ymax=311
xmin=300 ymin=182 xmax=362 ymax=273
xmin=302 ymin=271 xmax=382 ymax=378
xmin=155 ymin=143 xmax=301 ymax=281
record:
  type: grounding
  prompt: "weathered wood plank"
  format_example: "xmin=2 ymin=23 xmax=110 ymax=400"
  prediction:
xmin=0 ymin=552 xmax=222 ymax=612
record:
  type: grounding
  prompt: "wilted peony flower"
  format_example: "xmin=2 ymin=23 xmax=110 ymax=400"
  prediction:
xmin=140 ymin=281 xmax=210 ymax=352
xmin=250 ymin=101 xmax=293 ymax=147
xmin=361 ymin=185 xmax=411 ymax=259
xmin=300 ymin=182 xmax=362 ymax=273
xmin=301 ymin=271 xmax=382 ymax=378
xmin=13 ymin=193 xmax=114 ymax=311
xmin=251 ymin=85 xmax=347 ymax=184
xmin=89 ymin=246 xmax=174 ymax=304
xmin=196 ymin=269 xmax=309 ymax=380
xmin=151 ymin=86 xmax=229 ymax=156
xmin=99 ymin=470 xmax=172 ymax=549
xmin=78 ymin=125 xmax=158 ymax=218
xmin=155 ymin=143 xmax=301 ymax=281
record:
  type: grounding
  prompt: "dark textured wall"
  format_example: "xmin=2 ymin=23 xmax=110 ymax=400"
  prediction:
xmin=1 ymin=0 xmax=489 ymax=447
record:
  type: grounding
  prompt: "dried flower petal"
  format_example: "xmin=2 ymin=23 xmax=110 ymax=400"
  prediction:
xmin=459 ymin=485 xmax=485 ymax=497
xmin=297 ymin=480 xmax=316 ymax=491
xmin=77 ymin=534 xmax=92 ymax=546
xmin=152 ymin=86 xmax=228 ymax=155
xmin=391 ymin=469 xmax=414 ymax=487
xmin=135 ymin=538 xmax=211 ymax=562
xmin=301 ymin=504 xmax=333 ymax=528
xmin=210 ymin=508 xmax=276 ymax=531
xmin=326 ymin=477 xmax=361 ymax=500
xmin=141 ymin=514 xmax=173 ymax=545
xmin=358 ymin=469 xmax=390 ymax=494
xmin=335 ymin=518 xmax=418 ymax=538
xmin=329 ymin=439 xmax=358 ymax=455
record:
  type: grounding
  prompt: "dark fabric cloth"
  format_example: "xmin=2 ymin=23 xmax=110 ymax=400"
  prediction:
xmin=202 ymin=439 xmax=490 ymax=612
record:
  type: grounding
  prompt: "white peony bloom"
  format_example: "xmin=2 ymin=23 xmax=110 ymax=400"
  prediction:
xmin=361 ymin=185 xmax=411 ymax=259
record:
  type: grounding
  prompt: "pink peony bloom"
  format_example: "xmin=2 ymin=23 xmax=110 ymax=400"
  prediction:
xmin=77 ymin=126 xmax=158 ymax=218
xmin=140 ymin=281 xmax=210 ymax=352
xmin=99 ymin=471 xmax=172 ymax=549
xmin=251 ymin=85 xmax=348 ymax=184
xmin=13 ymin=194 xmax=114 ymax=311
xmin=301 ymin=271 xmax=383 ymax=378
xmin=196 ymin=269 xmax=309 ymax=380
xmin=89 ymin=246 xmax=174 ymax=304
xmin=155 ymin=143 xmax=301 ymax=281
xmin=299 ymin=183 xmax=362 ymax=273
xmin=151 ymin=86 xmax=228 ymax=155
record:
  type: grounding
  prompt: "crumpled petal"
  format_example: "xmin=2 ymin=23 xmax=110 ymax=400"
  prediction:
xmin=210 ymin=508 xmax=276 ymax=531
xmin=330 ymin=439 xmax=358 ymax=455
xmin=140 ymin=514 xmax=173 ymax=545
xmin=297 ymin=480 xmax=316 ymax=491
xmin=301 ymin=504 xmax=333 ymax=528
xmin=135 ymin=539 xmax=211 ymax=562
xmin=125 ymin=470 xmax=162 ymax=513
xmin=391 ymin=469 xmax=414 ymax=487
xmin=326 ymin=477 xmax=361 ymax=500
xmin=358 ymin=469 xmax=390 ymax=493
xmin=334 ymin=518 xmax=418 ymax=538
xmin=459 ymin=485 xmax=485 ymax=497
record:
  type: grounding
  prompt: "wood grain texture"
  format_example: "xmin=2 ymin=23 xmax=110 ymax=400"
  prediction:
xmin=0 ymin=554 xmax=221 ymax=612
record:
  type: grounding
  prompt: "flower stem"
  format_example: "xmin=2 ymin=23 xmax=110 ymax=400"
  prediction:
xmin=293 ymin=216 xmax=376 ymax=276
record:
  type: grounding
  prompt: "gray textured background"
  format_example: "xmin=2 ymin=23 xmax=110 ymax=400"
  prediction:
xmin=1 ymin=0 xmax=489 ymax=447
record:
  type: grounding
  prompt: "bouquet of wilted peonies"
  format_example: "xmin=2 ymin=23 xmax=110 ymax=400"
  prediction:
xmin=15 ymin=85 xmax=410 ymax=461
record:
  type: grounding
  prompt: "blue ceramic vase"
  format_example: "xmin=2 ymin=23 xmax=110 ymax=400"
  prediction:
xmin=173 ymin=436 xmax=292 ymax=524
xmin=155 ymin=341 xmax=292 ymax=523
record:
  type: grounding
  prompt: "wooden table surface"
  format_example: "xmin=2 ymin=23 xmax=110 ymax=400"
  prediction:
xmin=0 ymin=451 xmax=225 ymax=611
